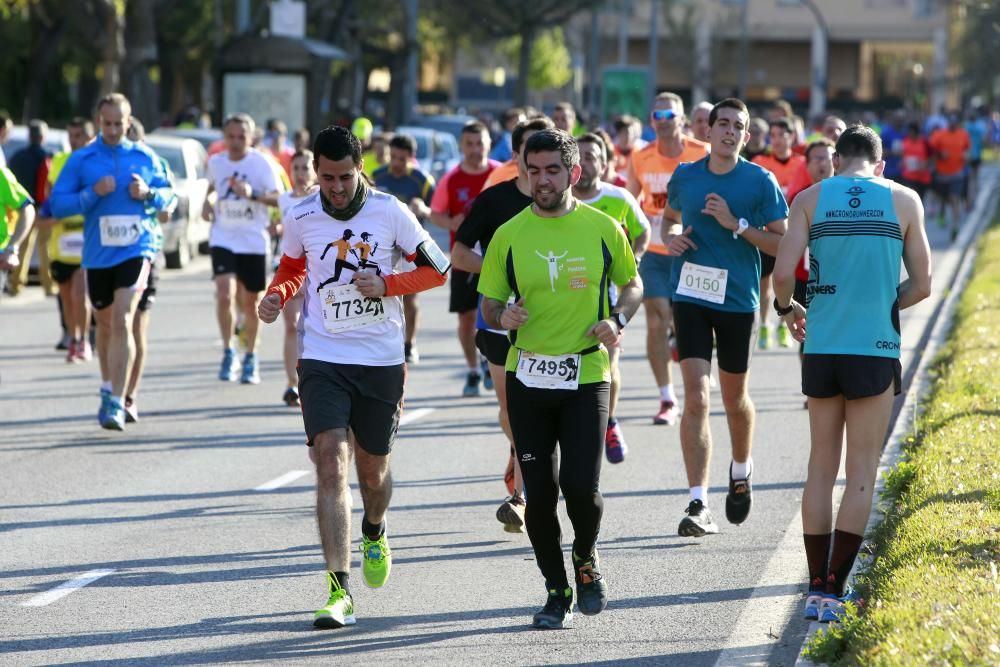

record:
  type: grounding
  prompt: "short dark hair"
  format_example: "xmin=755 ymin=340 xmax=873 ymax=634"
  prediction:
xmin=292 ymin=149 xmax=313 ymax=163
xmin=28 ymin=119 xmax=48 ymax=142
xmin=68 ymin=117 xmax=95 ymax=136
xmin=266 ymin=118 xmax=287 ymax=134
xmin=612 ymin=115 xmax=638 ymax=134
xmin=576 ymin=132 xmax=609 ymax=164
xmin=389 ymin=133 xmax=417 ymax=155
xmin=804 ymin=138 xmax=834 ymax=160
xmin=769 ymin=117 xmax=793 ymax=135
xmin=709 ymin=98 xmax=749 ymax=127
xmin=524 ymin=129 xmax=579 ymax=170
xmin=313 ymin=125 xmax=363 ymax=165
xmin=96 ymin=93 xmax=131 ymax=116
xmin=502 ymin=107 xmax=525 ymax=125
xmin=554 ymin=101 xmax=575 ymax=115
xmin=835 ymin=123 xmax=882 ymax=163
xmin=461 ymin=121 xmax=489 ymax=137
xmin=512 ymin=117 xmax=555 ymax=154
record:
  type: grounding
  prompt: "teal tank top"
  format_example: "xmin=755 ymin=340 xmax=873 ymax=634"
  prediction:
xmin=804 ymin=176 xmax=903 ymax=358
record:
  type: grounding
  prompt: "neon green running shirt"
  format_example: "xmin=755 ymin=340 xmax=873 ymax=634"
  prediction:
xmin=478 ymin=201 xmax=638 ymax=384
xmin=579 ymin=181 xmax=648 ymax=243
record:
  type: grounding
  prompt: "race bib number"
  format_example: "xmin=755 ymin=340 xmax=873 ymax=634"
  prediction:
xmin=99 ymin=216 xmax=141 ymax=247
xmin=675 ymin=261 xmax=728 ymax=305
xmin=218 ymin=199 xmax=256 ymax=225
xmin=515 ymin=351 xmax=581 ymax=390
xmin=321 ymin=283 xmax=388 ymax=333
xmin=58 ymin=232 xmax=84 ymax=257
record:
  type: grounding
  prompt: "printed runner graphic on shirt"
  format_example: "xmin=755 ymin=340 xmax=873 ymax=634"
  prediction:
xmin=535 ymin=250 xmax=568 ymax=292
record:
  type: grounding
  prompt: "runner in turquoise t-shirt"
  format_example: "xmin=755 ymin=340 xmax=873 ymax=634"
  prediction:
xmin=663 ymin=98 xmax=788 ymax=539
xmin=479 ymin=129 xmax=642 ymax=631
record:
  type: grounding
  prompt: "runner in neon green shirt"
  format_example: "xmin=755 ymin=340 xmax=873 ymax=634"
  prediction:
xmin=0 ymin=167 xmax=34 ymax=276
xmin=572 ymin=132 xmax=650 ymax=464
xmin=478 ymin=129 xmax=642 ymax=630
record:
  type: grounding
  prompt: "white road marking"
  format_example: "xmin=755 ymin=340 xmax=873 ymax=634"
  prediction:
xmin=254 ymin=470 xmax=310 ymax=491
xmin=22 ymin=569 xmax=116 ymax=607
xmin=399 ymin=407 xmax=435 ymax=426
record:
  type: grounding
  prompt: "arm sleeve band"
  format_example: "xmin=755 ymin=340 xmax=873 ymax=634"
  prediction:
xmin=265 ymin=254 xmax=307 ymax=306
xmin=382 ymin=265 xmax=447 ymax=297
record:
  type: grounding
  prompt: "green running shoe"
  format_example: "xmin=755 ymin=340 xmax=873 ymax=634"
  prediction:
xmin=360 ymin=532 xmax=391 ymax=588
xmin=776 ymin=322 xmax=793 ymax=348
xmin=314 ymin=573 xmax=355 ymax=628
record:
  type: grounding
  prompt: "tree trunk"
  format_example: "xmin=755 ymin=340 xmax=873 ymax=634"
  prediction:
xmin=21 ymin=7 xmax=67 ymax=122
xmin=98 ymin=0 xmax=124 ymax=96
xmin=124 ymin=0 xmax=160 ymax=126
xmin=515 ymin=23 xmax=536 ymax=107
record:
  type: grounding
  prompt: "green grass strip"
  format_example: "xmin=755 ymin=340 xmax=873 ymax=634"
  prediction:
xmin=804 ymin=211 xmax=1000 ymax=665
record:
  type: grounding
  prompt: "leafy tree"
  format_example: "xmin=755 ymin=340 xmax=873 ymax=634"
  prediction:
xmin=499 ymin=27 xmax=573 ymax=93
xmin=954 ymin=0 xmax=1000 ymax=105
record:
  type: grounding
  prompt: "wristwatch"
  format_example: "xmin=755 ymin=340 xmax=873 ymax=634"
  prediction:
xmin=613 ymin=312 xmax=628 ymax=330
xmin=773 ymin=298 xmax=794 ymax=316
xmin=735 ymin=218 xmax=750 ymax=236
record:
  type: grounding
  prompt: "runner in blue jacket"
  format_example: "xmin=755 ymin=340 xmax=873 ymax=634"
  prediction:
xmin=49 ymin=93 xmax=172 ymax=431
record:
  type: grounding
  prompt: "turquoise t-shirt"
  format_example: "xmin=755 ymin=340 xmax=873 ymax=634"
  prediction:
xmin=667 ymin=156 xmax=788 ymax=313
xmin=804 ymin=176 xmax=903 ymax=358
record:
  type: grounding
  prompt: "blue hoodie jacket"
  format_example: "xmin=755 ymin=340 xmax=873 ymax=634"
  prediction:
xmin=49 ymin=136 xmax=172 ymax=269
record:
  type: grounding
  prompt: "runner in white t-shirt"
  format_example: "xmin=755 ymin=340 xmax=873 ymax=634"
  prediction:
xmin=260 ymin=149 xmax=319 ymax=406
xmin=257 ymin=126 xmax=449 ymax=630
xmin=202 ymin=113 xmax=281 ymax=384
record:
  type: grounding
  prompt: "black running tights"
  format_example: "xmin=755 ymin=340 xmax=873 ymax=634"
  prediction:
xmin=506 ymin=374 xmax=609 ymax=590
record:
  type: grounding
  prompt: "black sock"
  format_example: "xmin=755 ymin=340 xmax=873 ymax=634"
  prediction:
xmin=607 ymin=417 xmax=617 ymax=427
xmin=803 ymin=533 xmax=832 ymax=590
xmin=828 ymin=529 xmax=864 ymax=596
xmin=361 ymin=516 xmax=385 ymax=540
xmin=330 ymin=571 xmax=350 ymax=594
xmin=404 ymin=342 xmax=412 ymax=355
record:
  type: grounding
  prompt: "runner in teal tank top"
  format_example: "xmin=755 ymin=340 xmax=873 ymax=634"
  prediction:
xmin=772 ymin=124 xmax=931 ymax=624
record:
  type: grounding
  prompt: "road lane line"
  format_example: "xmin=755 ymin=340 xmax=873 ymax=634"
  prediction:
xmin=22 ymin=569 xmax=116 ymax=607
xmin=399 ymin=407 xmax=435 ymax=426
xmin=254 ymin=470 xmax=310 ymax=491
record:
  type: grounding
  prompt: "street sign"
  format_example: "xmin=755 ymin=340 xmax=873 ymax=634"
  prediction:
xmin=601 ymin=67 xmax=650 ymax=121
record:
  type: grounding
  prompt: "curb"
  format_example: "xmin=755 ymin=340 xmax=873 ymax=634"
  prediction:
xmin=793 ymin=169 xmax=1000 ymax=665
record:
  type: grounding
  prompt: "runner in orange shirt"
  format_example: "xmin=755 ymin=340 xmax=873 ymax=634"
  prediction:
xmin=928 ymin=113 xmax=971 ymax=241
xmin=752 ymin=118 xmax=802 ymax=349
xmin=626 ymin=92 xmax=710 ymax=425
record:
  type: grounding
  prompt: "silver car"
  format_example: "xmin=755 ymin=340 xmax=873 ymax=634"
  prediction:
xmin=143 ymin=135 xmax=210 ymax=269
xmin=386 ymin=126 xmax=461 ymax=182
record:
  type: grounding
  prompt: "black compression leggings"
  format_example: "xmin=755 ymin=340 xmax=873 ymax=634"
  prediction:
xmin=506 ymin=374 xmax=609 ymax=590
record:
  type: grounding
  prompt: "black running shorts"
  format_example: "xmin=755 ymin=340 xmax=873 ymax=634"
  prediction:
xmin=50 ymin=260 xmax=80 ymax=285
xmin=297 ymin=359 xmax=405 ymax=456
xmin=86 ymin=257 xmax=150 ymax=310
xmin=672 ymin=300 xmax=757 ymax=374
xmin=449 ymin=268 xmax=480 ymax=313
xmin=475 ymin=329 xmax=511 ymax=367
xmin=210 ymin=246 xmax=267 ymax=293
xmin=802 ymin=354 xmax=901 ymax=400
xmin=760 ymin=252 xmax=776 ymax=279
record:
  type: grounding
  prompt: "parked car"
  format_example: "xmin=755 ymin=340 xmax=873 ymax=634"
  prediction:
xmin=390 ymin=126 xmax=461 ymax=182
xmin=152 ymin=127 xmax=225 ymax=155
xmin=144 ymin=135 xmax=210 ymax=269
xmin=2 ymin=126 xmax=70 ymax=165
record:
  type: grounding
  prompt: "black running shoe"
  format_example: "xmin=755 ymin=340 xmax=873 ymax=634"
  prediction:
xmin=573 ymin=552 xmax=608 ymax=616
xmin=725 ymin=463 xmax=752 ymax=525
xmin=678 ymin=499 xmax=720 ymax=537
xmin=532 ymin=588 xmax=573 ymax=629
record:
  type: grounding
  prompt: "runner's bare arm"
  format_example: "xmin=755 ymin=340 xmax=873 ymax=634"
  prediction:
xmin=625 ymin=157 xmax=641 ymax=198
xmin=202 ymin=181 xmax=215 ymax=221
xmin=632 ymin=228 xmax=650 ymax=260
xmin=773 ymin=191 xmax=811 ymax=307
xmin=450 ymin=241 xmax=483 ymax=273
xmin=896 ymin=187 xmax=932 ymax=310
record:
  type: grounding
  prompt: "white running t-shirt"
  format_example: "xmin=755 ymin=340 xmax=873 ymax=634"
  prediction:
xmin=207 ymin=150 xmax=281 ymax=254
xmin=281 ymin=189 xmax=434 ymax=366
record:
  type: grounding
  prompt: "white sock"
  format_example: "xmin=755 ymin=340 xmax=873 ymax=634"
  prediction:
xmin=469 ymin=364 xmax=479 ymax=374
xmin=689 ymin=486 xmax=707 ymax=503
xmin=100 ymin=381 xmax=112 ymax=393
xmin=731 ymin=458 xmax=753 ymax=480
xmin=659 ymin=384 xmax=677 ymax=403
xmin=110 ymin=394 xmax=122 ymax=406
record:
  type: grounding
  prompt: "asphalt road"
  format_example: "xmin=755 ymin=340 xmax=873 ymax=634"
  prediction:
xmin=0 ymin=177 xmax=988 ymax=666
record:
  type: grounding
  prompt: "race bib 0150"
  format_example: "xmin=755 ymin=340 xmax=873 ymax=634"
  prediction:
xmin=675 ymin=261 xmax=728 ymax=304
